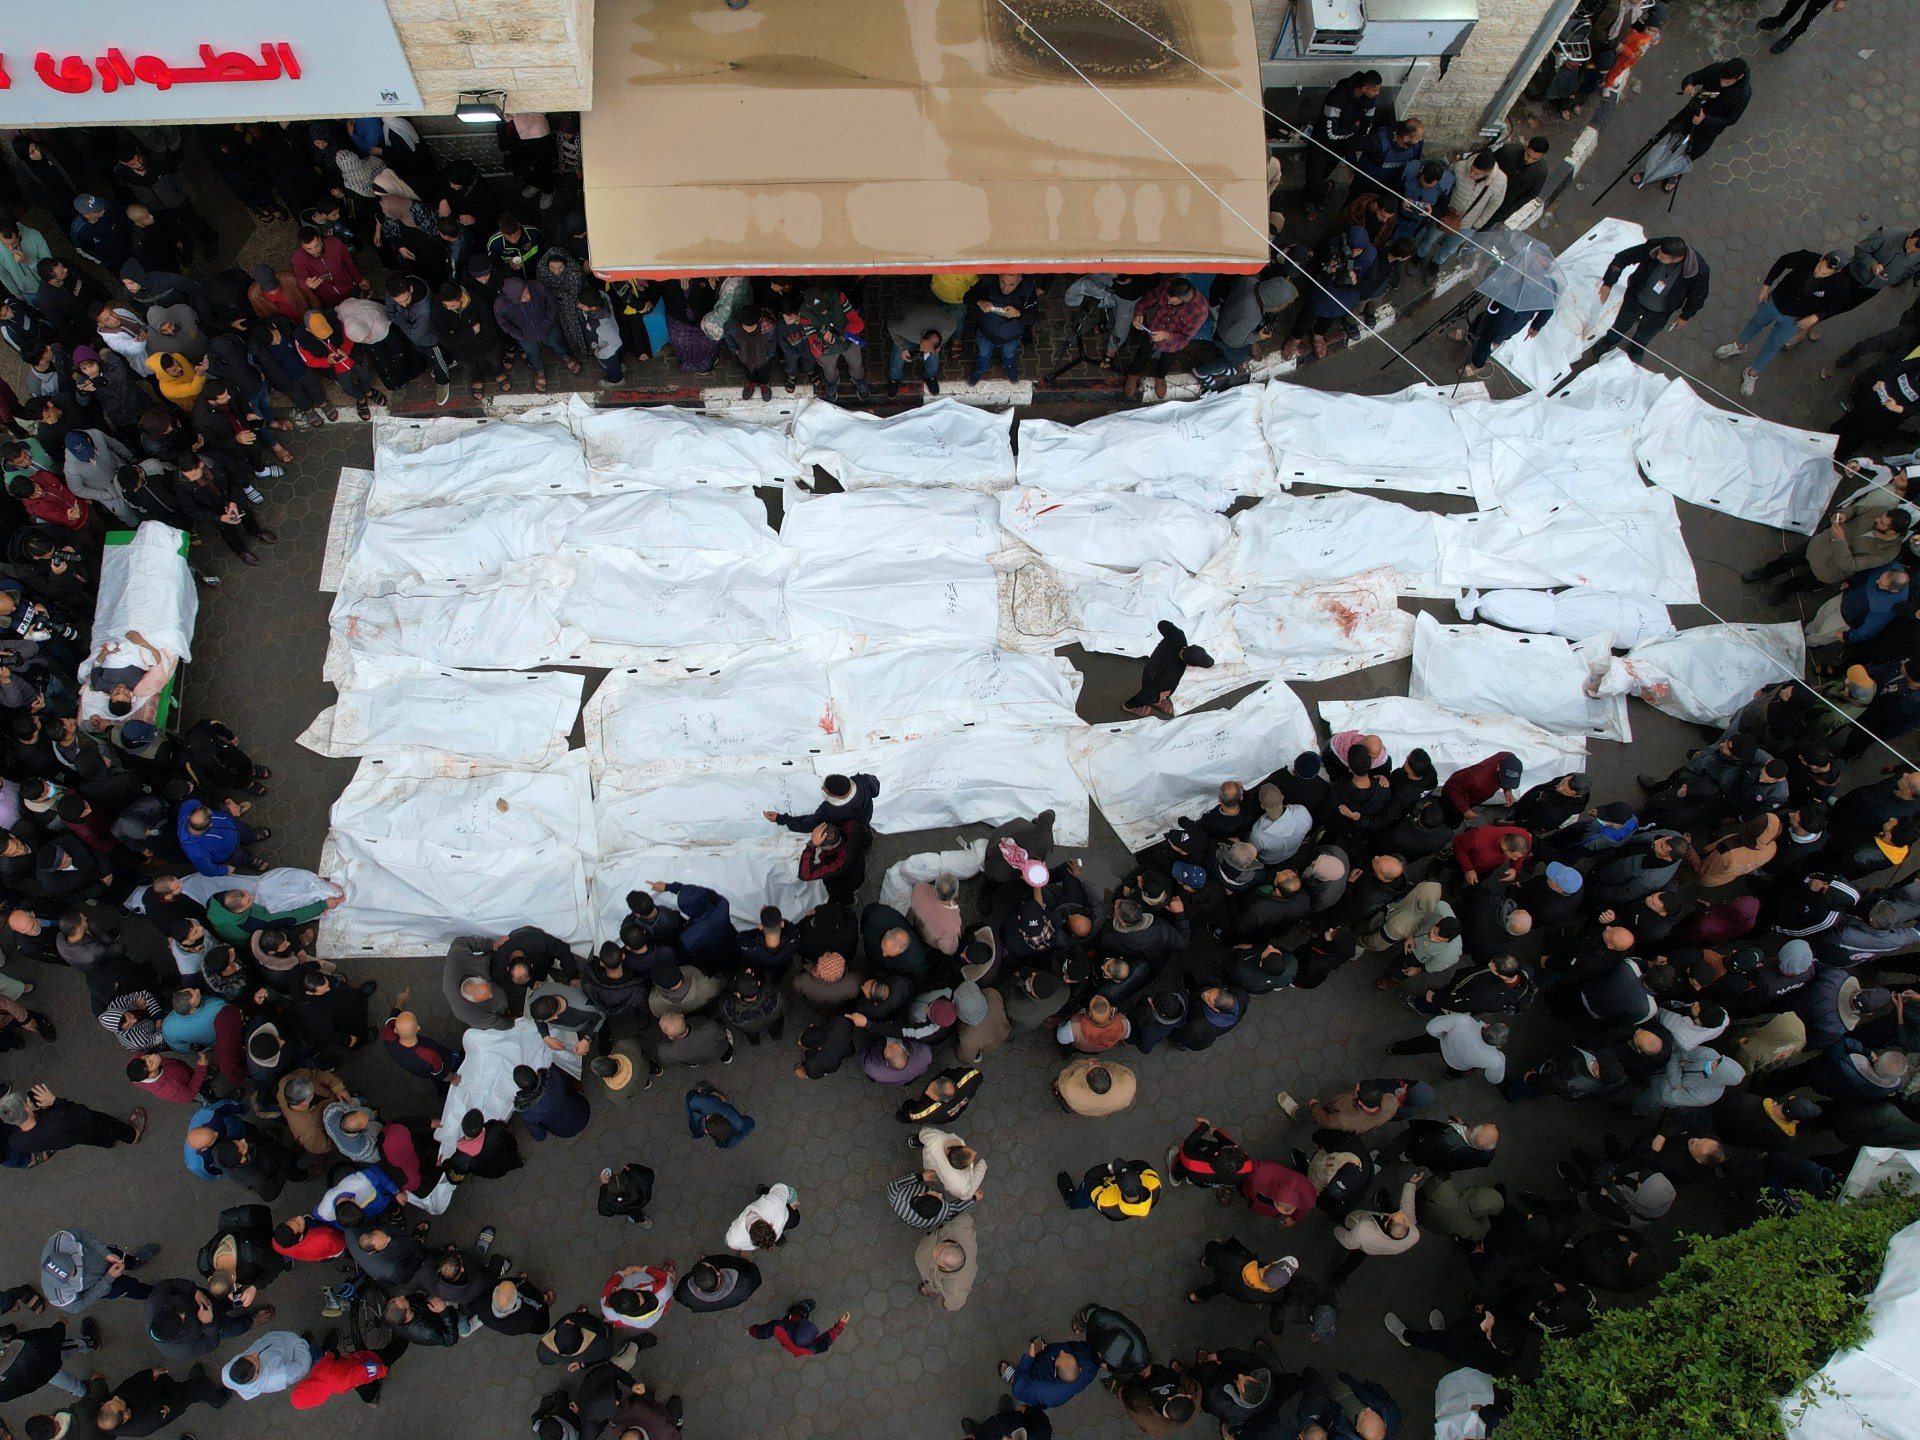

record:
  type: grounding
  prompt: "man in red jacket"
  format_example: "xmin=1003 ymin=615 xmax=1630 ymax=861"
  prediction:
xmin=270 ymin=1215 xmax=346 ymax=1264
xmin=1453 ymin=825 xmax=1532 ymax=886
xmin=289 ymin=1338 xmax=393 ymax=1408
xmin=1440 ymin=751 xmax=1522 ymax=824
xmin=126 ymin=1052 xmax=208 ymax=1106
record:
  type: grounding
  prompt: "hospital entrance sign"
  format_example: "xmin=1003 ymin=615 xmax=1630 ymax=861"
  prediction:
xmin=0 ymin=0 xmax=421 ymax=126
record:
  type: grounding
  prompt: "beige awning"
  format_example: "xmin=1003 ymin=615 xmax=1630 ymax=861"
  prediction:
xmin=581 ymin=0 xmax=1271 ymax=278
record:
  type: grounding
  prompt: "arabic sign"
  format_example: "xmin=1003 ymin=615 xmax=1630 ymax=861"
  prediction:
xmin=0 ymin=1 xmax=421 ymax=126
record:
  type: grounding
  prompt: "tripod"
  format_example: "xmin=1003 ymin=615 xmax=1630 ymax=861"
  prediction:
xmin=1380 ymin=290 xmax=1478 ymax=371
xmin=1589 ymin=121 xmax=1687 ymax=212
xmin=1046 ymin=301 xmax=1113 ymax=385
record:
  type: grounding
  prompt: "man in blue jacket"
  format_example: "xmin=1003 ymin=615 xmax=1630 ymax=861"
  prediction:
xmin=999 ymin=1335 xmax=1100 ymax=1409
xmin=177 ymin=797 xmax=268 ymax=877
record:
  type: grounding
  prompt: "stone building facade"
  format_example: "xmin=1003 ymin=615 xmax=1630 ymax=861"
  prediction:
xmin=387 ymin=0 xmax=595 ymax=114
xmin=1249 ymin=0 xmax=1561 ymax=146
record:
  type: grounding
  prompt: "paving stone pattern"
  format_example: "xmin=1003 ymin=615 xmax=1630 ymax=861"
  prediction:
xmin=0 ymin=2 xmax=1913 ymax=1436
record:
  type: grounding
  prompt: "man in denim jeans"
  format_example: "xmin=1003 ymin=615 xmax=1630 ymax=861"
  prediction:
xmin=1714 ymin=248 xmax=1854 ymax=397
xmin=885 ymin=302 xmax=957 ymax=397
xmin=965 ymin=273 xmax=1037 ymax=384
xmin=1415 ymin=151 xmax=1507 ymax=280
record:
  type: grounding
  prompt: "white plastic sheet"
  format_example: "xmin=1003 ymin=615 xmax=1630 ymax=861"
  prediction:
xmin=344 ymin=494 xmax=582 ymax=592
xmin=585 ymin=645 xmax=843 ymax=780
xmin=1634 ymin=376 xmax=1840 ymax=534
xmin=879 ymin=840 xmax=988 ymax=913
xmin=998 ymin=557 xmax=1241 ymax=663
xmin=327 ymin=577 xmax=588 ymax=679
xmin=829 ymin=646 xmax=1084 ymax=745
xmin=557 ymin=547 xmax=793 ymax=651
xmin=1261 ymin=381 xmax=1476 ymax=496
xmin=792 ymin=398 xmax=1016 ymax=491
xmin=317 ymin=752 xmax=597 ymax=957
xmin=1457 ymin=354 xmax=1665 ymax=524
xmin=1317 ymin=696 xmax=1588 ymax=790
xmin=1456 ymin=586 xmax=1675 ymax=648
xmin=563 ymin=489 xmax=778 ymax=552
xmin=595 ymin=762 xmax=829 ymax=851
xmin=103 ymin=522 xmax=197 ymax=661
xmin=299 ymin=658 xmax=583 ymax=766
xmin=782 ymin=487 xmax=1003 ymax=561
xmin=575 ymin=402 xmax=802 ymax=490
xmin=1782 ymin=1216 xmax=1920 ymax=1440
xmin=1070 ymin=680 xmax=1318 ymax=850
xmin=1205 ymin=491 xmax=1447 ymax=597
xmin=999 ymin=489 xmax=1233 ymax=575
xmin=1492 ymin=216 xmax=1648 ymax=390
xmin=1015 ymin=388 xmax=1272 ymax=505
xmin=1177 ymin=569 xmax=1417 ymax=709
xmin=1602 ymin=622 xmax=1805 ymax=726
xmin=1435 ymin=489 xmax=1700 ymax=603
xmin=436 ymin=1021 xmax=556 ymax=1158
xmin=589 ymin=836 xmax=825 ymax=941
xmin=825 ymin=728 xmax=1090 ymax=847
xmin=369 ymin=418 xmax=590 ymax=516
xmin=785 ymin=551 xmax=1000 ymax=645
xmin=1410 ymin=612 xmax=1629 ymax=741
xmin=781 ymin=488 xmax=1003 ymax=643
xmin=80 ymin=523 xmax=197 ymax=731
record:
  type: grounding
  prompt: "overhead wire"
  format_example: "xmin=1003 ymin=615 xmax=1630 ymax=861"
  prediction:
xmin=993 ymin=0 xmax=1920 ymax=772
xmin=1076 ymin=0 xmax=1826 ymax=432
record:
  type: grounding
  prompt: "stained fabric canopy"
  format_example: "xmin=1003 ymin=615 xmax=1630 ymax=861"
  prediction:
xmin=581 ymin=0 xmax=1271 ymax=277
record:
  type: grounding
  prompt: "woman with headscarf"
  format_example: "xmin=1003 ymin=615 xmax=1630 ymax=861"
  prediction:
xmin=376 ymin=186 xmax=446 ymax=288
xmin=539 ymin=248 xmax=593 ymax=362
xmin=9 ymin=135 xmax=82 ymax=214
xmin=493 ymin=276 xmax=576 ymax=392
xmin=71 ymin=346 xmax=154 ymax=436
xmin=662 ymin=278 xmax=719 ymax=372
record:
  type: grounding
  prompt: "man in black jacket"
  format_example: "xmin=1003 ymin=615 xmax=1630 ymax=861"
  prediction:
xmin=1640 ymin=58 xmax=1751 ymax=182
xmin=1593 ymin=237 xmax=1710 ymax=362
xmin=1303 ymin=70 xmax=1383 ymax=217
xmin=1713 ymin=248 xmax=1855 ymax=396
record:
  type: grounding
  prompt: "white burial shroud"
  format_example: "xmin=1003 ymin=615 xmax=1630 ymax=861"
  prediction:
xmin=998 ymin=557 xmax=1242 ymax=665
xmin=1409 ymin=612 xmax=1630 ymax=742
xmin=317 ymin=751 xmax=597 ymax=957
xmin=367 ymin=417 xmax=591 ymax=516
xmin=823 ymin=729 xmax=1090 ymax=848
xmin=1455 ymin=585 xmax=1675 ymax=649
xmin=1317 ymin=695 xmax=1588 ymax=790
xmin=1175 ymin=568 xmax=1416 ymax=710
xmin=1434 ymin=487 xmax=1700 ymax=603
xmin=1205 ymin=491 xmax=1446 ymax=597
xmin=780 ymin=487 xmax=1000 ymax=643
xmin=1597 ymin=622 xmax=1806 ymax=726
xmin=998 ymin=488 xmax=1233 ymax=574
xmin=575 ymin=400 xmax=802 ymax=490
xmin=792 ymin=397 xmax=1017 ymax=491
xmin=1633 ymin=375 xmax=1840 ymax=534
xmin=1070 ymin=680 xmax=1318 ymax=851
xmin=1015 ymin=387 xmax=1272 ymax=506
xmin=299 ymin=658 xmax=583 ymax=767
xmin=1492 ymin=215 xmax=1647 ymax=391
xmin=1261 ymin=380 xmax=1478 ymax=497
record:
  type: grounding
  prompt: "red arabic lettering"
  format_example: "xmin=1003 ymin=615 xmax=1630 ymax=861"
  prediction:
xmin=26 ymin=43 xmax=302 ymax=95
xmin=0 ymin=55 xmax=11 ymax=91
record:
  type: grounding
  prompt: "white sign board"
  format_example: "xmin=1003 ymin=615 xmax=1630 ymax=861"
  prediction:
xmin=0 ymin=1 xmax=421 ymax=126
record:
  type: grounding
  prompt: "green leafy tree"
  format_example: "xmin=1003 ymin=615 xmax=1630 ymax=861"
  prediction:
xmin=1501 ymin=1190 xmax=1920 ymax=1440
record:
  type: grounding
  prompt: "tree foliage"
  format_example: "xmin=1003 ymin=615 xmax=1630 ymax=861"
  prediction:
xmin=1501 ymin=1190 xmax=1920 ymax=1440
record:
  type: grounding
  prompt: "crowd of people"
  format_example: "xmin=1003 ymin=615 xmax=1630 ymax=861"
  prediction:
xmin=0 ymin=8 xmax=1914 ymax=1435
xmin=5 ymin=613 xmax=1920 ymax=1437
